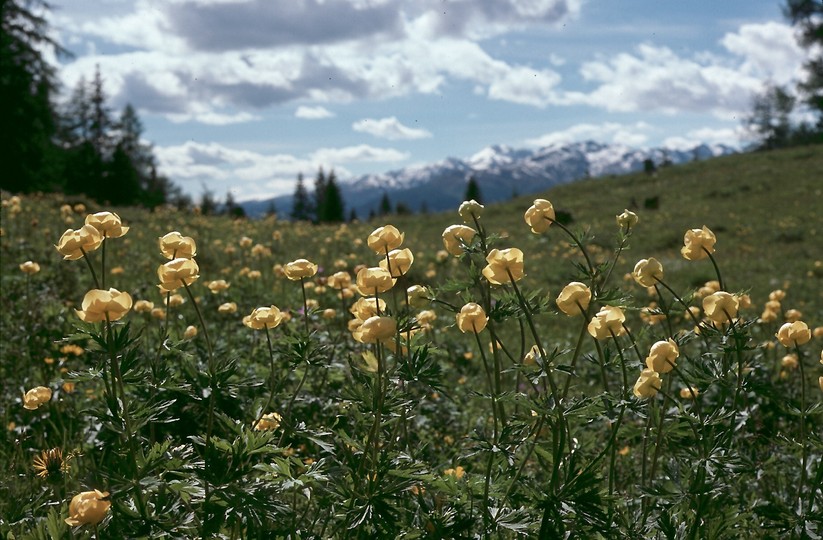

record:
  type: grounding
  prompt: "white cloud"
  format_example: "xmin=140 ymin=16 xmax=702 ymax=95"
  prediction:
xmin=295 ymin=105 xmax=336 ymax=119
xmin=663 ymin=127 xmax=746 ymax=150
xmin=525 ymin=122 xmax=652 ymax=147
xmin=310 ymin=145 xmax=410 ymax=163
xmin=352 ymin=116 xmax=432 ymax=140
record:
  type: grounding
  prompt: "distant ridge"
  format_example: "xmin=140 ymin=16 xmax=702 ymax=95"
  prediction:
xmin=241 ymin=140 xmax=736 ymax=218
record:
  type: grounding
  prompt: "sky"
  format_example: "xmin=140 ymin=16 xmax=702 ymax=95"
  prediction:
xmin=46 ymin=0 xmax=809 ymax=202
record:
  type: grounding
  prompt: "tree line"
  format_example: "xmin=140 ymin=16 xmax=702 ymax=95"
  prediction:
xmin=745 ymin=0 xmax=823 ymax=149
xmin=1 ymin=0 xmax=184 ymax=207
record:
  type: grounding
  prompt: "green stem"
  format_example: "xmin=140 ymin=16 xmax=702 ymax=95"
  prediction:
xmin=705 ymin=250 xmax=725 ymax=291
xmin=81 ymin=249 xmax=101 ymax=289
xmin=796 ymin=345 xmax=808 ymax=515
xmin=300 ymin=277 xmax=310 ymax=334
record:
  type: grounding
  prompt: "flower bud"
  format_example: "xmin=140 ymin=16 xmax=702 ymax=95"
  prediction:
xmin=458 ymin=200 xmax=484 ymax=223
xmin=633 ymin=369 xmax=662 ymax=399
xmin=23 ymin=386 xmax=52 ymax=410
xmin=524 ymin=199 xmax=555 ymax=234
xmin=616 ymin=209 xmax=638 ymax=229
xmin=587 ymin=306 xmax=626 ymax=340
xmin=65 ymin=490 xmax=111 ymax=527
xmin=632 ymin=258 xmax=663 ymax=287
xmin=441 ymin=225 xmax=476 ymax=256
xmin=645 ymin=338 xmax=679 ymax=373
xmin=681 ymin=226 xmax=716 ymax=261
xmin=555 ymin=282 xmax=591 ymax=316
xmin=456 ymin=303 xmax=487 ymax=333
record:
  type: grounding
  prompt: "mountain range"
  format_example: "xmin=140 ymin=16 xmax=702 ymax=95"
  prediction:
xmin=240 ymin=140 xmax=736 ymax=218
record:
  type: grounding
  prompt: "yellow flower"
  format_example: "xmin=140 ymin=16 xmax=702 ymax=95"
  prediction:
xmin=679 ymin=386 xmax=699 ymax=399
xmin=523 ymin=345 xmax=541 ymax=366
xmin=207 ymin=279 xmax=230 ymax=293
xmin=407 ymin=285 xmax=430 ymax=308
xmin=776 ymin=321 xmax=812 ymax=347
xmin=157 ymin=258 xmax=200 ymax=292
xmin=244 ymin=306 xmax=284 ymax=330
xmin=19 ymin=261 xmax=41 ymax=274
xmin=165 ymin=293 xmax=185 ymax=307
xmin=555 ymin=282 xmax=591 ymax=316
xmin=23 ymin=386 xmax=52 ymax=410
xmin=151 ymin=308 xmax=166 ymax=320
xmin=633 ymin=369 xmax=662 ymax=399
xmin=456 ymin=303 xmax=488 ymax=333
xmin=75 ymin=288 xmax=133 ymax=323
xmin=218 ymin=302 xmax=237 ymax=314
xmin=367 ymin=225 xmax=404 ymax=253
xmin=284 ymin=259 xmax=318 ymax=280
xmin=458 ymin=200 xmax=484 ymax=223
xmin=239 ymin=236 xmax=253 ymax=248
xmin=65 ymin=490 xmax=111 ymax=527
xmin=702 ymin=292 xmax=739 ymax=325
xmin=322 ymin=308 xmax=336 ymax=319
xmin=632 ymin=258 xmax=663 ymax=287
xmin=183 ymin=325 xmax=198 ymax=339
xmin=444 ymin=466 xmax=465 ymax=479
xmin=133 ymin=299 xmax=154 ymax=313
xmin=84 ymin=211 xmax=129 ymax=238
xmin=645 ymin=338 xmax=679 ymax=373
xmin=379 ymin=248 xmax=414 ymax=278
xmin=780 ymin=354 xmax=799 ymax=369
xmin=441 ymin=225 xmax=476 ymax=256
xmin=616 ymin=209 xmax=639 ymax=229
xmin=350 ymin=297 xmax=387 ymax=320
xmin=253 ymin=412 xmax=282 ymax=431
xmin=356 ymin=267 xmax=395 ymax=296
xmin=356 ymin=315 xmax=397 ymax=343
xmin=784 ymin=309 xmax=803 ymax=323
xmin=33 ymin=447 xmax=68 ymax=479
xmin=327 ymin=271 xmax=352 ymax=289
xmin=587 ymin=306 xmax=626 ymax=340
xmin=524 ymin=199 xmax=555 ymax=234
xmin=681 ymin=226 xmax=716 ymax=261
xmin=55 ymin=225 xmax=103 ymax=260
xmin=159 ymin=231 xmax=197 ymax=259
xmin=481 ymin=248 xmax=524 ymax=285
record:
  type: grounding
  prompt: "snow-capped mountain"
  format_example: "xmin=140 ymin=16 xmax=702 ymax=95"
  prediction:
xmin=242 ymin=140 xmax=736 ymax=218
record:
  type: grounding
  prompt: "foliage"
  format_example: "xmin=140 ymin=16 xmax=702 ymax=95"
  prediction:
xmin=1 ymin=145 xmax=822 ymax=538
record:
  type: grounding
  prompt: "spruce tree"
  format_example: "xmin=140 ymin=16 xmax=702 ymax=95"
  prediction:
xmin=313 ymin=167 xmax=327 ymax=222
xmin=320 ymin=170 xmax=345 ymax=223
xmin=378 ymin=192 xmax=392 ymax=216
xmin=464 ymin=176 xmax=482 ymax=203
xmin=291 ymin=173 xmax=311 ymax=221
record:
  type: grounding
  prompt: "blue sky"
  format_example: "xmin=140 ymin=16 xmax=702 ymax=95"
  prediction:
xmin=48 ymin=0 xmax=807 ymax=201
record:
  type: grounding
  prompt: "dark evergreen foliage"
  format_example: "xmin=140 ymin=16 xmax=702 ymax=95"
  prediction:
xmin=290 ymin=173 xmax=311 ymax=221
xmin=464 ymin=175 xmax=482 ymax=203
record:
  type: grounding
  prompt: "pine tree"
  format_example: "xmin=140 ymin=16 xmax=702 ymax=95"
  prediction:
xmin=0 ymin=0 xmax=65 ymax=193
xmin=313 ymin=167 xmax=327 ymax=222
xmin=785 ymin=0 xmax=823 ymax=131
xmin=464 ymin=176 xmax=482 ymax=203
xmin=291 ymin=173 xmax=311 ymax=221
xmin=378 ymin=192 xmax=392 ymax=216
xmin=318 ymin=169 xmax=345 ymax=222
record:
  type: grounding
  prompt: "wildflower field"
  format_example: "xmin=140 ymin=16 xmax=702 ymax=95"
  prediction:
xmin=2 ymin=146 xmax=822 ymax=538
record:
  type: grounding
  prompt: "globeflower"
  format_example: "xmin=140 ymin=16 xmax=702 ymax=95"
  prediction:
xmin=159 ymin=231 xmax=196 ymax=259
xmin=65 ymin=489 xmax=111 ymax=527
xmin=218 ymin=302 xmax=237 ymax=314
xmin=587 ymin=306 xmax=626 ymax=340
xmin=456 ymin=303 xmax=488 ymax=333
xmin=85 ymin=211 xmax=129 ymax=238
xmin=23 ymin=386 xmax=52 ymax=410
xmin=482 ymin=248 xmax=524 ymax=285
xmin=350 ymin=297 xmax=387 ymax=320
xmin=327 ymin=271 xmax=352 ymax=290
xmin=645 ymin=338 xmax=679 ymax=373
xmin=524 ymin=199 xmax=555 ymax=234
xmin=367 ymin=225 xmax=404 ymax=254
xmin=407 ymin=285 xmax=430 ymax=308
xmin=356 ymin=315 xmax=397 ymax=343
xmin=555 ymin=282 xmax=591 ymax=316
xmin=206 ymin=280 xmax=230 ymax=293
xmin=616 ymin=209 xmax=638 ymax=229
xmin=19 ymin=261 xmax=41 ymax=274
xmin=158 ymin=258 xmax=200 ymax=292
xmin=458 ymin=200 xmax=484 ymax=223
xmin=441 ymin=225 xmax=476 ymax=256
xmin=244 ymin=306 xmax=284 ymax=330
xmin=681 ymin=226 xmax=716 ymax=261
xmin=356 ymin=267 xmax=394 ymax=295
xmin=379 ymin=248 xmax=414 ymax=278
xmin=633 ymin=369 xmax=662 ymax=399
xmin=75 ymin=288 xmax=133 ymax=323
xmin=254 ymin=412 xmax=282 ymax=431
xmin=776 ymin=321 xmax=812 ymax=347
xmin=702 ymin=291 xmax=739 ymax=325
xmin=284 ymin=259 xmax=318 ymax=280
xmin=632 ymin=258 xmax=663 ymax=287
xmin=55 ymin=225 xmax=103 ymax=260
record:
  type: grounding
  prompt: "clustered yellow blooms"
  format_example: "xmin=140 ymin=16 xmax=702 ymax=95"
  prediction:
xmin=482 ymin=248 xmax=524 ymax=285
xmin=75 ymin=289 xmax=133 ymax=322
xmin=556 ymin=282 xmax=591 ymax=316
xmin=65 ymin=490 xmax=111 ymax=526
xmin=681 ymin=225 xmax=716 ymax=261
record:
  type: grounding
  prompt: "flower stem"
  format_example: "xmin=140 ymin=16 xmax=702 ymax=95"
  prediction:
xmin=81 ymin=249 xmax=101 ymax=289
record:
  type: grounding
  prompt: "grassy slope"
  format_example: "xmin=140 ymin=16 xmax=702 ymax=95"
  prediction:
xmin=386 ymin=144 xmax=823 ymax=319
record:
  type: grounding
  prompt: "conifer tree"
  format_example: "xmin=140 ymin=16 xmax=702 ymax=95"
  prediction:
xmin=291 ymin=173 xmax=311 ymax=221
xmin=378 ymin=192 xmax=392 ymax=216
xmin=464 ymin=176 xmax=482 ymax=203
xmin=320 ymin=170 xmax=345 ymax=223
xmin=313 ymin=167 xmax=327 ymax=222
